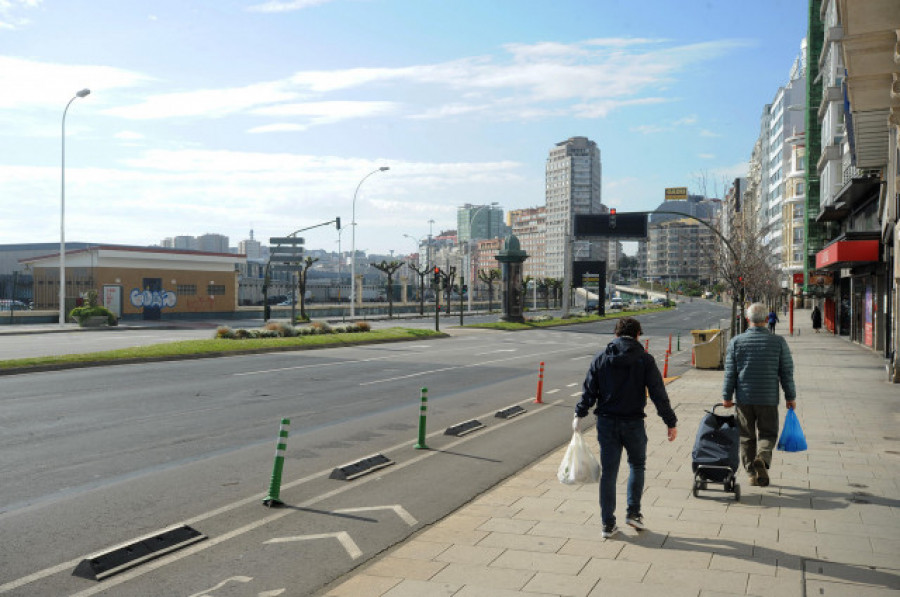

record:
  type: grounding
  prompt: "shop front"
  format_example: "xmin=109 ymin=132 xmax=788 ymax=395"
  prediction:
xmin=815 ymin=238 xmax=881 ymax=349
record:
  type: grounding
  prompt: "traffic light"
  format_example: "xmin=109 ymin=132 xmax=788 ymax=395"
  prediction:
xmin=433 ymin=266 xmax=441 ymax=287
xmin=335 ymin=217 xmax=341 ymax=230
xmin=609 ymin=208 xmax=616 ymax=230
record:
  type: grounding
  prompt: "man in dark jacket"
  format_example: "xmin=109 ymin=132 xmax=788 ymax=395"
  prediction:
xmin=575 ymin=317 xmax=678 ymax=538
xmin=723 ymin=302 xmax=797 ymax=487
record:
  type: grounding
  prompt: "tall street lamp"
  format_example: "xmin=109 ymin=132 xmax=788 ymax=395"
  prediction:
xmin=350 ymin=166 xmax=389 ymax=317
xmin=466 ymin=202 xmax=498 ymax=312
xmin=60 ymin=88 xmax=90 ymax=325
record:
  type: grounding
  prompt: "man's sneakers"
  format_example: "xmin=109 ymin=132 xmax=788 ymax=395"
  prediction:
xmin=748 ymin=473 xmax=760 ymax=486
xmin=601 ymin=523 xmax=618 ymax=538
xmin=752 ymin=458 xmax=770 ymax=487
xmin=625 ymin=512 xmax=646 ymax=530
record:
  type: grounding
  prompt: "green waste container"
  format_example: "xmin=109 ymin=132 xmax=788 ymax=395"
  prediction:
xmin=692 ymin=328 xmax=724 ymax=369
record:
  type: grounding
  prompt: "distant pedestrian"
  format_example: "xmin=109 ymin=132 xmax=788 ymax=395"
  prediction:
xmin=767 ymin=309 xmax=779 ymax=334
xmin=811 ymin=305 xmax=822 ymax=333
xmin=575 ymin=317 xmax=678 ymax=538
xmin=722 ymin=303 xmax=797 ymax=487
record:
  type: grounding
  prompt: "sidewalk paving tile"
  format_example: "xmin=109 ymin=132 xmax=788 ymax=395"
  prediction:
xmin=522 ymin=571 xmax=599 ymax=596
xmin=478 ymin=531 xmax=567 ymax=553
xmin=488 ymin=549 xmax=589 ymax=575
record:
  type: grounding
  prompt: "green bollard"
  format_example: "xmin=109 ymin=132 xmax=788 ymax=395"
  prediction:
xmin=414 ymin=387 xmax=429 ymax=449
xmin=263 ymin=418 xmax=290 ymax=507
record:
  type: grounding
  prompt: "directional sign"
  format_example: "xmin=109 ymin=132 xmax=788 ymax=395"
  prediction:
xmin=574 ymin=213 xmax=647 ymax=238
xmin=269 ymin=237 xmax=305 ymax=245
xmin=269 ymin=254 xmax=305 ymax=262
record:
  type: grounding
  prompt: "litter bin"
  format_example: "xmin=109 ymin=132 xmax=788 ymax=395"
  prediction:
xmin=692 ymin=328 xmax=724 ymax=369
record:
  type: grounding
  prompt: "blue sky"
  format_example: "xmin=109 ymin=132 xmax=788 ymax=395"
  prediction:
xmin=0 ymin=0 xmax=808 ymax=256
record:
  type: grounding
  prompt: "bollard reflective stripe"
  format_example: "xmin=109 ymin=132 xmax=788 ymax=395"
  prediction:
xmin=414 ymin=388 xmax=429 ymax=449
xmin=534 ymin=361 xmax=545 ymax=404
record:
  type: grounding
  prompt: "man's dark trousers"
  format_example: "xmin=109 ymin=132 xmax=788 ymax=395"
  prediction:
xmin=736 ymin=404 xmax=779 ymax=471
xmin=596 ymin=417 xmax=647 ymax=525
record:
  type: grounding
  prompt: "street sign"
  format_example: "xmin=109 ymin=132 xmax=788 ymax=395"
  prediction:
xmin=270 ymin=254 xmax=305 ymax=262
xmin=573 ymin=214 xmax=647 ymax=238
xmin=269 ymin=237 xmax=305 ymax=245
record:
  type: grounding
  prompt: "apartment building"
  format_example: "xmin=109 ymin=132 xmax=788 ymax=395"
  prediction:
xmin=545 ymin=136 xmax=607 ymax=279
xmin=508 ymin=207 xmax=546 ymax=280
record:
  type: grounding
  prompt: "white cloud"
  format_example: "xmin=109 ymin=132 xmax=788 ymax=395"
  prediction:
xmin=700 ymin=129 xmax=722 ymax=137
xmin=103 ymin=82 xmax=301 ymax=119
xmin=114 ymin=131 xmax=145 ymax=140
xmin=246 ymin=0 xmax=335 ymax=12
xmin=250 ymin=100 xmax=399 ymax=128
xmin=699 ymin=153 xmax=716 ymax=159
xmin=0 ymin=56 xmax=152 ymax=110
xmin=0 ymin=0 xmax=41 ymax=29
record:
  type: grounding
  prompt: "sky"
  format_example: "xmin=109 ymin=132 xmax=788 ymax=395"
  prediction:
xmin=0 ymin=0 xmax=809 ymax=257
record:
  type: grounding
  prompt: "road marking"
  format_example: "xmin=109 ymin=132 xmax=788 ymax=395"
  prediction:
xmin=53 ymin=396 xmax=567 ymax=597
xmin=334 ymin=505 xmax=417 ymax=526
xmin=187 ymin=576 xmax=252 ymax=597
xmin=264 ymin=532 xmax=363 ymax=560
xmin=233 ymin=355 xmax=393 ymax=376
xmin=360 ymin=346 xmax=581 ymax=386
xmin=566 ymin=383 xmax=577 ymax=387
xmin=474 ymin=349 xmax=516 ymax=356
xmin=546 ymin=389 xmax=559 ymax=395
xmin=570 ymin=392 xmax=581 ymax=397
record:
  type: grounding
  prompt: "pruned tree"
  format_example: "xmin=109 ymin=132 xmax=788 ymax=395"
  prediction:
xmin=373 ymin=260 xmax=404 ymax=319
xmin=408 ymin=262 xmax=430 ymax=315
xmin=478 ymin=268 xmax=501 ymax=312
xmin=297 ymin=256 xmax=319 ymax=321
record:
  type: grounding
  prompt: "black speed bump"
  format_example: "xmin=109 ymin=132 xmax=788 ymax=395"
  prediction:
xmin=330 ymin=453 xmax=395 ymax=481
xmin=495 ymin=405 xmax=526 ymax=420
xmin=72 ymin=524 xmax=205 ymax=581
xmin=444 ymin=419 xmax=485 ymax=437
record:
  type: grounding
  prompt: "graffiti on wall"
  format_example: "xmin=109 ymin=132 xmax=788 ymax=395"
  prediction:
xmin=130 ymin=288 xmax=177 ymax=309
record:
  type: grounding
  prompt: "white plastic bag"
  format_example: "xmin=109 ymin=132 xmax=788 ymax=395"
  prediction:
xmin=557 ymin=431 xmax=600 ymax=484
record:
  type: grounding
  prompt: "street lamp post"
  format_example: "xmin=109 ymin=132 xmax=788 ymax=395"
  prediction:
xmin=350 ymin=166 xmax=389 ymax=318
xmin=60 ymin=88 xmax=90 ymax=325
xmin=466 ymin=202 xmax=498 ymax=312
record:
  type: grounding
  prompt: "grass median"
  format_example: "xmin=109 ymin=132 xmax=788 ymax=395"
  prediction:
xmin=0 ymin=327 xmax=443 ymax=373
xmin=466 ymin=306 xmax=671 ymax=331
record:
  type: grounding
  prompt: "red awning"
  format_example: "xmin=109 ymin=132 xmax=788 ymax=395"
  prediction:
xmin=815 ymin=240 xmax=879 ymax=269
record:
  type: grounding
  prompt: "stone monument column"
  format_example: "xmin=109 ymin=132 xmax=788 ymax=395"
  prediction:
xmin=495 ymin=235 xmax=528 ymax=323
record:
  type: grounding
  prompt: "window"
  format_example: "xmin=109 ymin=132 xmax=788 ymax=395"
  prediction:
xmin=207 ymin=284 xmax=226 ymax=296
xmin=176 ymin=284 xmax=197 ymax=295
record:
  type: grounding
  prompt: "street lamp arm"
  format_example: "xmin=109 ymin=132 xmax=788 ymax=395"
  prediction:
xmin=350 ymin=166 xmax=389 ymax=317
xmin=632 ymin=210 xmax=739 ymax=264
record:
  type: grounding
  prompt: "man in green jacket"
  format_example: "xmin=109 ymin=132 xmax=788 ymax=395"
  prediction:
xmin=722 ymin=302 xmax=797 ymax=486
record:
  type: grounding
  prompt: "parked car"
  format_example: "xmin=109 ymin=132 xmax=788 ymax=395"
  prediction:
xmin=609 ymin=298 xmax=625 ymax=310
xmin=0 ymin=299 xmax=31 ymax=311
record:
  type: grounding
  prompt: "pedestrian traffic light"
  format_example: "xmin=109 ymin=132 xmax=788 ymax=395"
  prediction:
xmin=609 ymin=208 xmax=617 ymax=230
xmin=335 ymin=217 xmax=341 ymax=230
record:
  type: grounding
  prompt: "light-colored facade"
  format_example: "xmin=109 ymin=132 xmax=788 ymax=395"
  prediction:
xmin=646 ymin=219 xmax=716 ymax=285
xmin=545 ymin=136 xmax=606 ymax=279
xmin=22 ymin=246 xmax=243 ymax=319
xmin=508 ymin=207 xmax=546 ymax=279
xmin=755 ymin=43 xmax=807 ymax=279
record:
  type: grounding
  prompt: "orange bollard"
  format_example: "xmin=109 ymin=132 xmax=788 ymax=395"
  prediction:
xmin=691 ymin=348 xmax=695 ymax=366
xmin=668 ymin=334 xmax=672 ymax=354
xmin=534 ymin=361 xmax=545 ymax=404
xmin=663 ymin=351 xmax=669 ymax=378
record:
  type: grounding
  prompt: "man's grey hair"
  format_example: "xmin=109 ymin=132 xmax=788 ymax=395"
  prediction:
xmin=746 ymin=302 xmax=768 ymax=324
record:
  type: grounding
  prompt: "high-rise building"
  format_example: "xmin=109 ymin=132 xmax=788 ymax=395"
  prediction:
xmin=198 ymin=233 xmax=230 ymax=254
xmin=545 ymin=136 xmax=606 ymax=279
xmin=457 ymin=204 xmax=505 ymax=243
xmin=508 ymin=207 xmax=546 ymax=279
xmin=238 ymin=230 xmax=263 ymax=261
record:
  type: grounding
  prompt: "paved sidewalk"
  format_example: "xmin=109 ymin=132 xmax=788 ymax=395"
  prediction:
xmin=322 ymin=329 xmax=900 ymax=597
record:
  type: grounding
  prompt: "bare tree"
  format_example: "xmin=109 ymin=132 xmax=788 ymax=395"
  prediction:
xmin=478 ymin=268 xmax=501 ymax=312
xmin=373 ymin=260 xmax=404 ymax=319
xmin=408 ymin=262 xmax=430 ymax=315
xmin=297 ymin=256 xmax=319 ymax=321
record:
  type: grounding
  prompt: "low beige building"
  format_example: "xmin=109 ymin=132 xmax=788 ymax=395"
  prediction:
xmin=22 ymin=245 xmax=244 ymax=320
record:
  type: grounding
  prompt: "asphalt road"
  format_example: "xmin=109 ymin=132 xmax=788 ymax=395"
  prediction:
xmin=0 ymin=301 xmax=731 ymax=596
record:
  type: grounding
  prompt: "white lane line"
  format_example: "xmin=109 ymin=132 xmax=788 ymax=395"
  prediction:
xmin=474 ymin=349 xmax=517 ymax=356
xmin=566 ymin=383 xmax=577 ymax=387
xmin=264 ymin=532 xmax=363 ymax=560
xmin=570 ymin=392 xmax=581 ymax=397
xmin=359 ymin=346 xmax=580 ymax=386
xmin=546 ymin=389 xmax=560 ymax=395
xmin=233 ymin=355 xmax=393 ymax=376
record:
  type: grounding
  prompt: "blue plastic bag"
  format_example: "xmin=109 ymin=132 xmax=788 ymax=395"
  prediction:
xmin=777 ymin=409 xmax=807 ymax=452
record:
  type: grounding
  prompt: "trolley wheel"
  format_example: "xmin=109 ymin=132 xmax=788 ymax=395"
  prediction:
xmin=701 ymin=482 xmax=708 ymax=491
xmin=692 ymin=482 xmax=700 ymax=498
xmin=724 ymin=480 xmax=732 ymax=492
xmin=733 ymin=483 xmax=741 ymax=501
